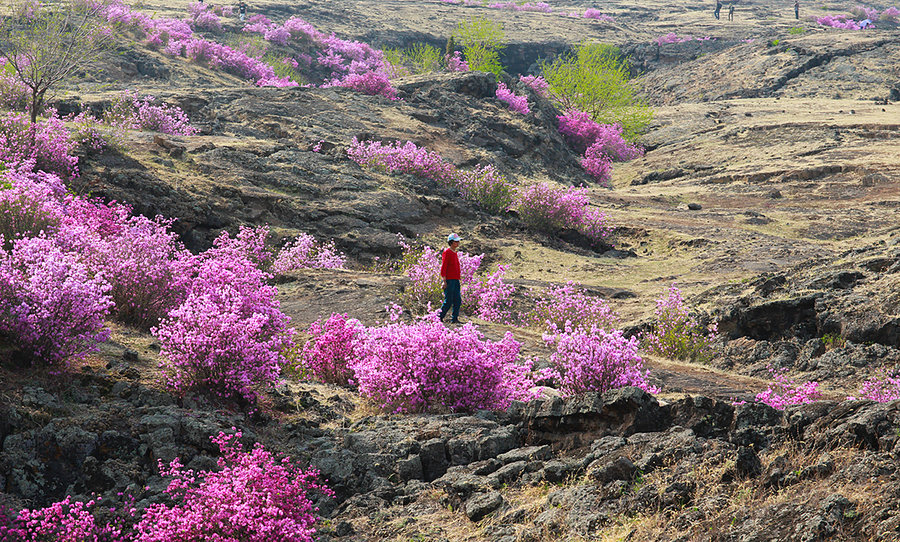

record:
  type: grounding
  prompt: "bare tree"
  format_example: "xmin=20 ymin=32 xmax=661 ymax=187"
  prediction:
xmin=0 ymin=0 xmax=111 ymax=124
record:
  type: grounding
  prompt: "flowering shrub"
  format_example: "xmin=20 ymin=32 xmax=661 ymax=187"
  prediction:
xmin=446 ymin=51 xmax=469 ymax=71
xmin=347 ymin=138 xmax=456 ymax=184
xmin=463 ymin=264 xmax=516 ymax=323
xmin=188 ymin=2 xmax=223 ymax=33
xmin=849 ymin=5 xmax=879 ymax=20
xmin=756 ymin=368 xmax=822 ymax=410
xmin=0 ymin=111 xmax=79 ymax=177
xmin=351 ymin=315 xmax=536 ymax=412
xmin=880 ymin=7 xmax=900 ymax=22
xmin=0 ymin=169 xmax=66 ymax=248
xmin=583 ymin=9 xmax=615 ymax=21
xmin=57 ymin=199 xmax=191 ymax=329
xmin=329 ymin=72 xmax=397 ymax=99
xmin=851 ymin=373 xmax=900 ymax=402
xmin=271 ymin=233 xmax=346 ymax=274
xmin=455 ymin=164 xmax=514 ymax=213
xmin=544 ymin=325 xmax=658 ymax=396
xmin=580 ymin=146 xmax=612 ymax=184
xmin=816 ymin=15 xmax=863 ymax=29
xmin=557 ymin=111 xmax=643 ymax=184
xmin=0 ymin=235 xmax=113 ymax=365
xmin=520 ymin=74 xmax=549 ymax=98
xmin=0 ymin=496 xmax=132 ymax=542
xmin=496 ymin=82 xmax=530 ymax=114
xmin=135 ymin=431 xmax=333 ymax=542
xmin=515 ymin=182 xmax=611 ymax=245
xmin=527 ymin=282 xmax=618 ymax=332
xmin=298 ymin=312 xmax=362 ymax=385
xmin=0 ymin=62 xmax=28 ymax=111
xmin=642 ymin=283 xmax=719 ymax=362
xmin=397 ymin=240 xmax=483 ymax=308
xmin=132 ymin=95 xmax=198 ymax=135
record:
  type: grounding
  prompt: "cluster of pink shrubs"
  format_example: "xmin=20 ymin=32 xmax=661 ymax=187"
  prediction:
xmin=881 ymin=7 xmax=900 ymax=22
xmin=0 ymin=111 xmax=79 ymax=177
xmin=656 ymin=33 xmax=715 ymax=45
xmin=527 ymin=281 xmax=619 ymax=332
xmin=0 ymin=432 xmax=332 ymax=541
xmin=300 ymin=311 xmax=543 ymax=412
xmin=755 ymin=367 xmax=822 ymax=410
xmin=850 ymin=373 xmax=900 ymax=402
xmin=557 ymin=110 xmax=643 ymax=185
xmin=582 ymin=9 xmax=616 ymax=22
xmin=848 ymin=4 xmax=879 ymax=20
xmin=495 ymin=82 xmax=530 ymax=114
xmin=816 ymin=15 xmax=866 ymax=29
xmin=347 ymin=138 xmax=514 ymax=213
xmin=187 ymin=1 xmax=225 ymax=33
xmin=642 ymin=283 xmax=719 ymax=363
xmin=0 ymin=61 xmax=27 ymax=111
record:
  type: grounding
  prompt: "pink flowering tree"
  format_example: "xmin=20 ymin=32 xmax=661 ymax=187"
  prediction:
xmin=642 ymin=283 xmax=719 ymax=362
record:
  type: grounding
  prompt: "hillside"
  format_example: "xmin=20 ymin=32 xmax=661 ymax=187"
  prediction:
xmin=1 ymin=0 xmax=900 ymax=540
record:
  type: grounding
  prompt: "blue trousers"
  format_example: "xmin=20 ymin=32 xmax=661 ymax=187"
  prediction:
xmin=440 ymin=279 xmax=461 ymax=322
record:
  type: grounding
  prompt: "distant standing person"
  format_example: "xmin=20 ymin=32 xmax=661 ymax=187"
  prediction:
xmin=715 ymin=0 xmax=722 ymax=19
xmin=439 ymin=233 xmax=463 ymax=324
xmin=238 ymin=1 xmax=247 ymax=21
xmin=728 ymin=3 xmax=735 ymax=20
xmin=795 ymin=0 xmax=800 ymax=19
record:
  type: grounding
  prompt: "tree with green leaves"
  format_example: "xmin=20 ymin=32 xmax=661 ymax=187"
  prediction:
xmin=452 ymin=16 xmax=505 ymax=78
xmin=541 ymin=42 xmax=653 ymax=142
xmin=0 ymin=0 xmax=112 ymax=123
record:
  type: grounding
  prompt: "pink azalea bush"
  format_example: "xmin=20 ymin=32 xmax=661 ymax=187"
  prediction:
xmin=298 ymin=312 xmax=362 ymax=386
xmin=756 ymin=367 xmax=822 ymax=410
xmin=642 ymin=283 xmax=719 ymax=362
xmin=0 ymin=496 xmax=133 ymax=542
xmin=519 ymin=74 xmax=549 ymax=98
xmin=328 ymin=71 xmax=397 ymax=99
xmin=583 ymin=9 xmax=615 ymax=21
xmin=544 ymin=325 xmax=658 ymax=396
xmin=271 ymin=233 xmax=346 ymax=274
xmin=455 ymin=164 xmax=514 ymax=213
xmin=350 ymin=314 xmax=537 ymax=412
xmin=135 ymin=431 xmax=333 ymax=542
xmin=880 ymin=7 xmax=900 ymax=22
xmin=57 ymin=199 xmax=191 ymax=329
xmin=463 ymin=264 xmax=516 ymax=323
xmin=397 ymin=240 xmax=483 ymax=308
xmin=557 ymin=111 xmax=643 ymax=185
xmin=188 ymin=1 xmax=223 ymax=33
xmin=527 ymin=282 xmax=618 ymax=332
xmin=0 ymin=62 xmax=28 ymax=111
xmin=816 ymin=15 xmax=863 ymax=29
xmin=0 ymin=169 xmax=66 ymax=247
xmin=496 ymin=82 xmax=530 ymax=115
xmin=849 ymin=4 xmax=879 ymax=20
xmin=851 ymin=373 xmax=900 ymax=402
xmin=0 ymin=235 xmax=113 ymax=365
xmin=0 ymin=111 xmax=79 ymax=177
xmin=446 ymin=51 xmax=469 ymax=72
xmin=515 ymin=182 xmax=611 ymax=245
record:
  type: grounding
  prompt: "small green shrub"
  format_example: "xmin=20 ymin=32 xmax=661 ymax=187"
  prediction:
xmin=453 ymin=16 xmax=505 ymax=77
xmin=383 ymin=43 xmax=443 ymax=76
xmin=541 ymin=41 xmax=653 ymax=142
xmin=821 ymin=332 xmax=846 ymax=350
xmin=788 ymin=26 xmax=806 ymax=34
xmin=768 ymin=38 xmax=780 ymax=47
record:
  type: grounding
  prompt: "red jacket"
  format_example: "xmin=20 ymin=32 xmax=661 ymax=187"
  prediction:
xmin=441 ymin=248 xmax=461 ymax=280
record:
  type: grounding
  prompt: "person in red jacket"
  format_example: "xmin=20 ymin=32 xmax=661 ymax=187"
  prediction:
xmin=439 ymin=233 xmax=463 ymax=324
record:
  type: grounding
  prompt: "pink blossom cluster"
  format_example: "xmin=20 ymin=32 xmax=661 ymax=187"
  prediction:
xmin=298 ymin=312 xmax=363 ymax=385
xmin=519 ymin=74 xmax=549 ymax=98
xmin=347 ymin=139 xmax=513 ymax=213
xmin=328 ymin=71 xmax=397 ymax=99
xmin=516 ymin=182 xmax=611 ymax=245
xmin=152 ymin=228 xmax=294 ymax=400
xmin=446 ymin=51 xmax=470 ymax=72
xmin=0 ymin=234 xmax=113 ymax=366
xmin=0 ymin=168 xmax=65 ymax=246
xmin=881 ymin=7 xmax=900 ymax=22
xmin=850 ymin=373 xmax=900 ymax=402
xmin=641 ymin=283 xmax=719 ymax=362
xmin=583 ymin=9 xmax=615 ymax=21
xmin=351 ymin=313 xmax=537 ymax=412
xmin=496 ymin=82 xmax=531 ymax=114
xmin=2 ymin=432 xmax=332 ymax=541
xmin=849 ymin=4 xmax=879 ymax=20
xmin=165 ymin=37 xmax=296 ymax=87
xmin=756 ymin=367 xmax=822 ymax=410
xmin=544 ymin=325 xmax=658 ymax=396
xmin=0 ymin=110 xmax=79 ymax=177
xmin=0 ymin=60 xmax=27 ymax=111
xmin=488 ymin=2 xmax=552 ymax=13
xmin=527 ymin=281 xmax=618 ymax=332
xmin=187 ymin=2 xmax=223 ymax=33
xmin=397 ymin=239 xmax=483 ymax=307
xmin=136 ymin=431 xmax=333 ymax=541
xmin=816 ymin=15 xmax=864 ymax=29
xmin=463 ymin=264 xmax=516 ymax=322
xmin=131 ymin=94 xmax=199 ymax=135
xmin=271 ymin=232 xmax=347 ymax=274
xmin=557 ymin=110 xmax=643 ymax=185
